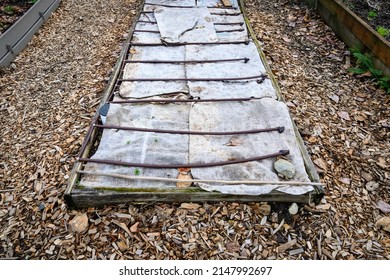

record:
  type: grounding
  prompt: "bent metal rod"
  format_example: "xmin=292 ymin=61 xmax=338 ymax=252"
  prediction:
xmin=93 ymin=124 xmax=285 ymax=135
xmin=124 ymin=57 xmax=250 ymax=64
xmin=130 ymin=40 xmax=250 ymax=46
xmin=140 ymin=11 xmax=240 ymax=15
xmin=108 ymin=97 xmax=255 ymax=104
xmin=143 ymin=3 xmax=238 ymax=9
xmin=78 ymin=150 xmax=290 ymax=169
xmin=118 ymin=74 xmax=267 ymax=83
xmin=137 ymin=20 xmax=245 ymax=26
xmin=134 ymin=29 xmax=245 ymax=33
xmin=77 ymin=170 xmax=325 ymax=186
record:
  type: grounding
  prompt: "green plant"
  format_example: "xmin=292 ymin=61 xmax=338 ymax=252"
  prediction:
xmin=4 ymin=6 xmax=15 ymax=14
xmin=367 ymin=10 xmax=377 ymax=20
xmin=377 ymin=77 xmax=390 ymax=93
xmin=349 ymin=48 xmax=390 ymax=93
xmin=376 ymin=26 xmax=390 ymax=37
xmin=134 ymin=168 xmax=140 ymax=175
xmin=126 ymin=140 xmax=131 ymax=145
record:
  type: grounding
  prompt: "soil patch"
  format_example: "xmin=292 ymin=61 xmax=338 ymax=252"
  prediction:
xmin=0 ymin=0 xmax=35 ymax=35
xmin=342 ymin=0 xmax=390 ymax=40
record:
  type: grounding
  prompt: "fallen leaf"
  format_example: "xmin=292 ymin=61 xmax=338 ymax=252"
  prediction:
xmin=226 ymin=137 xmax=243 ymax=146
xmin=180 ymin=203 xmax=200 ymax=210
xmin=69 ymin=213 xmax=88 ymax=233
xmin=382 ymin=239 xmax=390 ymax=248
xmin=375 ymin=217 xmax=390 ymax=232
xmin=130 ymin=222 xmax=140 ymax=233
xmin=176 ymin=172 xmax=192 ymax=188
xmin=112 ymin=220 xmax=132 ymax=236
xmin=377 ymin=157 xmax=387 ymax=168
xmin=328 ymin=94 xmax=339 ymax=103
xmin=226 ymin=242 xmax=240 ymax=252
xmin=338 ymin=111 xmax=351 ymax=121
xmin=178 ymin=168 xmax=191 ymax=174
xmin=287 ymin=15 xmax=297 ymax=22
xmin=257 ymin=204 xmax=271 ymax=215
xmin=361 ymin=172 xmax=373 ymax=181
xmin=338 ymin=177 xmax=350 ymax=185
xmin=316 ymin=203 xmax=331 ymax=210
xmin=314 ymin=158 xmax=327 ymax=171
xmin=354 ymin=115 xmax=366 ymax=122
xmin=117 ymin=241 xmax=129 ymax=252
xmin=375 ymin=201 xmax=390 ymax=214
xmin=277 ymin=239 xmax=297 ymax=253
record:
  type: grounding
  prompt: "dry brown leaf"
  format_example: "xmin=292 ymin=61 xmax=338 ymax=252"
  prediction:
xmin=117 ymin=241 xmax=129 ymax=252
xmin=361 ymin=172 xmax=373 ymax=181
xmin=226 ymin=137 xmax=243 ymax=146
xmin=375 ymin=217 xmax=390 ymax=232
xmin=338 ymin=111 xmax=351 ymax=121
xmin=287 ymin=15 xmax=297 ymax=22
xmin=338 ymin=177 xmax=350 ymax=185
xmin=313 ymin=158 xmax=327 ymax=171
xmin=176 ymin=172 xmax=192 ymax=188
xmin=382 ymin=239 xmax=390 ymax=248
xmin=112 ymin=220 xmax=132 ymax=236
xmin=180 ymin=203 xmax=201 ymax=210
xmin=226 ymin=242 xmax=240 ymax=252
xmin=375 ymin=201 xmax=390 ymax=214
xmin=130 ymin=222 xmax=140 ymax=233
xmin=257 ymin=204 xmax=271 ymax=215
xmin=178 ymin=168 xmax=191 ymax=174
xmin=316 ymin=203 xmax=331 ymax=210
xmin=69 ymin=213 xmax=88 ymax=233
xmin=277 ymin=239 xmax=297 ymax=253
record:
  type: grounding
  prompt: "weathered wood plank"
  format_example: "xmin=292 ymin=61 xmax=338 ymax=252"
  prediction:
xmin=67 ymin=188 xmax=317 ymax=208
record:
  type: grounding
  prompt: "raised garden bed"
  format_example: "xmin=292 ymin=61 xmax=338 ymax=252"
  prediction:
xmin=0 ymin=0 xmax=61 ymax=67
xmin=342 ymin=0 xmax=390 ymax=41
xmin=305 ymin=0 xmax=390 ymax=77
xmin=0 ymin=0 xmax=36 ymax=35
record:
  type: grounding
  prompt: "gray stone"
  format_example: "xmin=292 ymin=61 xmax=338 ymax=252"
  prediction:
xmin=288 ymin=203 xmax=299 ymax=215
xmin=274 ymin=159 xmax=296 ymax=179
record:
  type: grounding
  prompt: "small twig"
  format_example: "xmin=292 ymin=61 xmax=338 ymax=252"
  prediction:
xmin=77 ymin=170 xmax=324 ymax=186
xmin=0 ymin=189 xmax=14 ymax=193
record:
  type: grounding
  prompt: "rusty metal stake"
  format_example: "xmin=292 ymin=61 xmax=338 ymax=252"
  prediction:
xmin=130 ymin=40 xmax=250 ymax=46
xmin=214 ymin=22 xmax=244 ymax=26
xmin=137 ymin=21 xmax=244 ymax=26
xmin=216 ymin=28 xmax=245 ymax=33
xmin=144 ymin=3 xmax=238 ymax=9
xmin=93 ymin=124 xmax=285 ymax=135
xmin=124 ymin=58 xmax=250 ymax=64
xmin=78 ymin=150 xmax=289 ymax=169
xmin=119 ymin=74 xmax=267 ymax=82
xmin=109 ymin=97 xmax=255 ymax=104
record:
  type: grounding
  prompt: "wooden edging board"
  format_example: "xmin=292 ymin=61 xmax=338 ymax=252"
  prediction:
xmin=64 ymin=0 xmax=325 ymax=208
xmin=305 ymin=0 xmax=390 ymax=77
xmin=0 ymin=0 xmax=62 ymax=67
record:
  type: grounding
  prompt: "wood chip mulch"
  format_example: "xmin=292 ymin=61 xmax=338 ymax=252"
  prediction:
xmin=0 ymin=0 xmax=389 ymax=259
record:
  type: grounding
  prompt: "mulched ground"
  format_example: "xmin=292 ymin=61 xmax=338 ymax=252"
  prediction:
xmin=0 ymin=0 xmax=389 ymax=260
xmin=0 ymin=0 xmax=35 ymax=35
xmin=342 ymin=0 xmax=390 ymax=40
